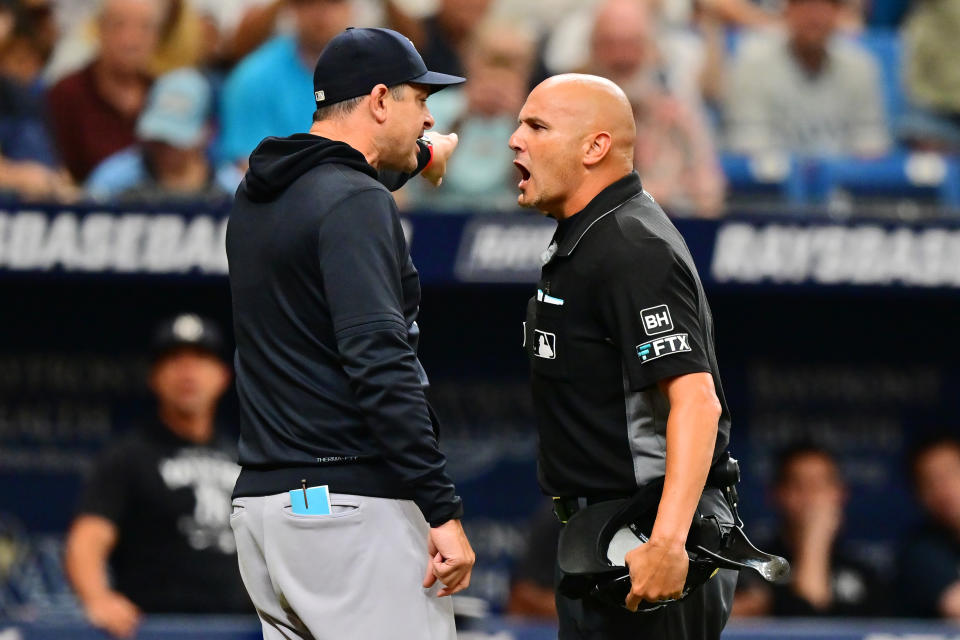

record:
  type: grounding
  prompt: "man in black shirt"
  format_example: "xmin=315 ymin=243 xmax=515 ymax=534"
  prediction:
xmin=511 ymin=74 xmax=737 ymax=638
xmin=65 ymin=314 xmax=248 ymax=639
xmin=898 ymin=434 xmax=960 ymax=620
xmin=734 ymin=444 xmax=886 ymax=617
xmin=226 ymin=27 xmax=473 ymax=640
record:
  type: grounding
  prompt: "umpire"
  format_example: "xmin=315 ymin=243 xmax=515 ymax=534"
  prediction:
xmin=511 ymin=74 xmax=737 ymax=638
xmin=226 ymin=28 xmax=474 ymax=640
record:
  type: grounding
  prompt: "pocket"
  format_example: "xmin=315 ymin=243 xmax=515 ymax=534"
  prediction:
xmin=697 ymin=488 xmax=735 ymax=530
xmin=529 ymin=300 xmax=567 ymax=379
xmin=230 ymin=499 xmax=246 ymax=520
xmin=280 ymin=499 xmax=363 ymax=522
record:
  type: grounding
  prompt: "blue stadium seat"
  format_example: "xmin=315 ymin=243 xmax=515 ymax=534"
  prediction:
xmin=808 ymin=152 xmax=960 ymax=208
xmin=720 ymin=152 xmax=807 ymax=204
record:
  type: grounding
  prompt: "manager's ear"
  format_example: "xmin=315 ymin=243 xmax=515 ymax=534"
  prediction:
xmin=369 ymin=84 xmax=390 ymax=124
xmin=583 ymin=131 xmax=612 ymax=167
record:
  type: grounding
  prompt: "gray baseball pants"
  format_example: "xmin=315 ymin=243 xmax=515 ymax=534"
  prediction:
xmin=230 ymin=491 xmax=456 ymax=640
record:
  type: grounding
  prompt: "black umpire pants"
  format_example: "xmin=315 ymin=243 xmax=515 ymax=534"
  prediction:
xmin=556 ymin=566 xmax=737 ymax=639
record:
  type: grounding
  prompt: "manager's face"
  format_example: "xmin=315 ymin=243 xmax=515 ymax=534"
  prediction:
xmin=509 ymin=85 xmax=582 ymax=216
xmin=382 ymin=83 xmax=434 ymax=173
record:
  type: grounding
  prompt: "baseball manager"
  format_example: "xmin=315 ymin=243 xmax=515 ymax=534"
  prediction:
xmin=226 ymin=27 xmax=474 ymax=640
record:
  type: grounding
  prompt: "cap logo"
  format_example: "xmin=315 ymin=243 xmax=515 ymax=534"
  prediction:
xmin=172 ymin=314 xmax=204 ymax=342
xmin=315 ymin=90 xmax=325 ymax=102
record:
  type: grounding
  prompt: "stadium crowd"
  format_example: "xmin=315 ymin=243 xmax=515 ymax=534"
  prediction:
xmin=1 ymin=0 xmax=958 ymax=216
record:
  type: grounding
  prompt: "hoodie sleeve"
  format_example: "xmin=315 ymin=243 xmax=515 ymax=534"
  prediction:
xmin=376 ymin=139 xmax=432 ymax=192
xmin=317 ymin=187 xmax=462 ymax=526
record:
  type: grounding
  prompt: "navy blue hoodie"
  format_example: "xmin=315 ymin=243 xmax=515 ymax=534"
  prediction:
xmin=227 ymin=134 xmax=462 ymax=526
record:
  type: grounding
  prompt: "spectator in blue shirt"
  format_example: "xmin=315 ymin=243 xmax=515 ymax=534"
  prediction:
xmin=0 ymin=76 xmax=76 ymax=201
xmin=217 ymin=0 xmax=352 ymax=168
xmin=86 ymin=68 xmax=236 ymax=203
xmin=0 ymin=1 xmax=75 ymax=201
xmin=0 ymin=74 xmax=57 ymax=166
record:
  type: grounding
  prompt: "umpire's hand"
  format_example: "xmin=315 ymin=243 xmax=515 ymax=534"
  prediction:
xmin=623 ymin=537 xmax=690 ymax=611
xmin=420 ymin=132 xmax=459 ymax=187
xmin=423 ymin=519 xmax=475 ymax=596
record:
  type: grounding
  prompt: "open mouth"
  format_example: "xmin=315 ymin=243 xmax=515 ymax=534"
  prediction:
xmin=514 ymin=161 xmax=531 ymax=189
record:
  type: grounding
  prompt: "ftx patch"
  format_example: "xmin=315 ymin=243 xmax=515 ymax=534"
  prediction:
xmin=637 ymin=333 xmax=690 ymax=363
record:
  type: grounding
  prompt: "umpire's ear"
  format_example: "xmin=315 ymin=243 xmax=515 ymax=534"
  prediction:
xmin=583 ymin=131 xmax=613 ymax=167
xmin=369 ymin=84 xmax=392 ymax=124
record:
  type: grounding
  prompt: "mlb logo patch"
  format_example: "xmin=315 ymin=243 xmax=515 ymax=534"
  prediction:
xmin=640 ymin=304 xmax=673 ymax=336
xmin=534 ymin=330 xmax=556 ymax=359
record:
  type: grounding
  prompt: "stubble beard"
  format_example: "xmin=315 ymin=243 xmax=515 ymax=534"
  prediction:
xmin=517 ymin=185 xmax=546 ymax=213
xmin=517 ymin=190 xmax=535 ymax=209
xmin=379 ymin=140 xmax=419 ymax=173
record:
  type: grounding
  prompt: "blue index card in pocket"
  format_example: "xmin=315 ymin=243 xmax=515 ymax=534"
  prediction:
xmin=289 ymin=484 xmax=332 ymax=515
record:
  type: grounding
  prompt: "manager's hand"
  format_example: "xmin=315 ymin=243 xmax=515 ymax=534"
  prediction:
xmin=420 ymin=132 xmax=458 ymax=187
xmin=423 ymin=518 xmax=475 ymax=597
xmin=623 ymin=537 xmax=689 ymax=611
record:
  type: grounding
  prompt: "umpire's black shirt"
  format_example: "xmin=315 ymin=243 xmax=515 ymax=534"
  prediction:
xmin=525 ymin=171 xmax=731 ymax=498
xmin=227 ymin=134 xmax=462 ymax=526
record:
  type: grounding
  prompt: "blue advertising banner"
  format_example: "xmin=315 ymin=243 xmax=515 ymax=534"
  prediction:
xmin=2 ymin=204 xmax=959 ymax=289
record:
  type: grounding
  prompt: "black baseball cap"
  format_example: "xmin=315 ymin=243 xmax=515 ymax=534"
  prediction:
xmin=313 ymin=27 xmax=464 ymax=108
xmin=151 ymin=313 xmax=226 ymax=362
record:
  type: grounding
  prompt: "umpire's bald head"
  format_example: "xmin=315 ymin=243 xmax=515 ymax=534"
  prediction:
xmin=509 ymin=73 xmax=637 ymax=218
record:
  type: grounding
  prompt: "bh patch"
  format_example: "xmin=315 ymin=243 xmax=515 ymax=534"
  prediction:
xmin=636 ymin=333 xmax=690 ymax=363
xmin=641 ymin=304 xmax=673 ymax=336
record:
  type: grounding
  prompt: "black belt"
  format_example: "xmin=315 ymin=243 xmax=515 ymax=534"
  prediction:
xmin=552 ymin=495 xmax=625 ymax=524
xmin=553 ymin=452 xmax=740 ymax=524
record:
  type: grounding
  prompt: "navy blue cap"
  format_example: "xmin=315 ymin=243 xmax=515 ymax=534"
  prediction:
xmin=151 ymin=313 xmax=226 ymax=362
xmin=313 ymin=27 xmax=464 ymax=107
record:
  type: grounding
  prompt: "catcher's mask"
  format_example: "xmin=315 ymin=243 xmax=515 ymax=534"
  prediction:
xmin=556 ymin=455 xmax=790 ymax=612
